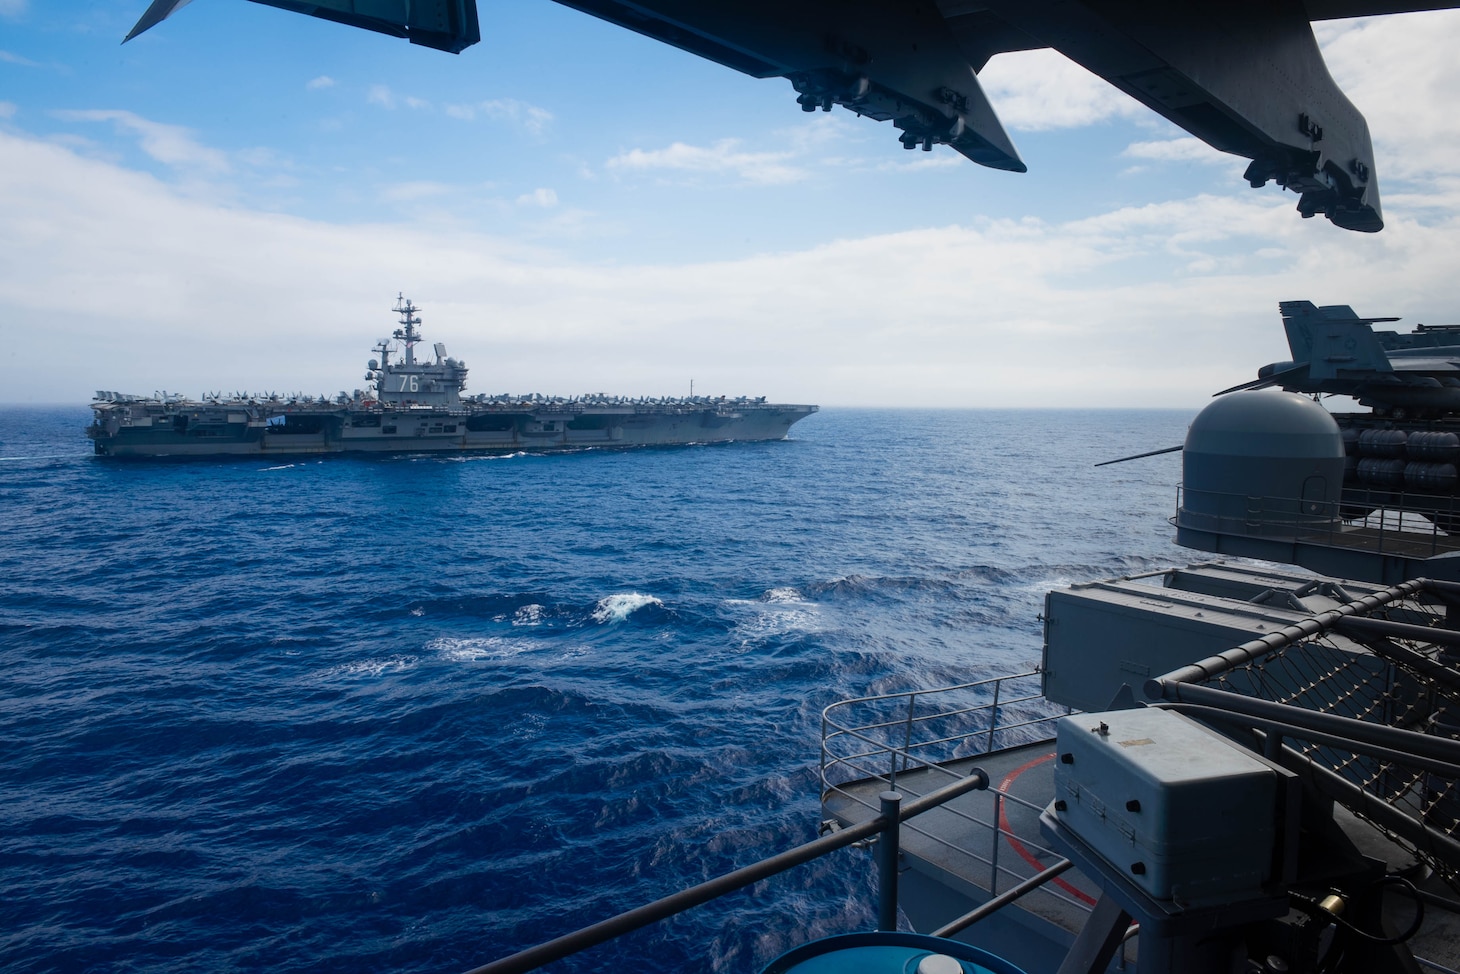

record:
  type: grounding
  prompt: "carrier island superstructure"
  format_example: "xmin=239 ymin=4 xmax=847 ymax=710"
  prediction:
xmin=88 ymin=297 xmax=817 ymax=457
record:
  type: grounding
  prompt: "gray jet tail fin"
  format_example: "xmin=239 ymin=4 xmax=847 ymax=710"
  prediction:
xmin=1278 ymin=300 xmax=1392 ymax=380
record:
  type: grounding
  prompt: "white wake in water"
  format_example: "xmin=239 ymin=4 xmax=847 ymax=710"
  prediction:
xmin=326 ymin=655 xmax=420 ymax=678
xmin=428 ymin=636 xmax=537 ymax=662
xmin=725 ymin=587 xmax=822 ymax=647
xmin=592 ymin=592 xmax=663 ymax=623
xmin=512 ymin=604 xmax=545 ymax=626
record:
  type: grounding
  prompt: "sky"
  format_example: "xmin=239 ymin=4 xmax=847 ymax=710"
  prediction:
xmin=5 ymin=3 xmax=1460 ymax=406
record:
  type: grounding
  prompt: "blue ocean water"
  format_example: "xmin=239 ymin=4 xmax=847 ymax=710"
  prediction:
xmin=0 ymin=405 xmax=1191 ymax=973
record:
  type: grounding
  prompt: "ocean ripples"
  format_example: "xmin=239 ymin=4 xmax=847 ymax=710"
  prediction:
xmin=0 ymin=405 xmax=1194 ymax=973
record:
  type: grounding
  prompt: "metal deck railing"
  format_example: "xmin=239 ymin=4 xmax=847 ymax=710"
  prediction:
xmin=820 ymin=670 xmax=1060 ymax=790
xmin=465 ymin=771 xmax=1031 ymax=974
xmin=1176 ymin=484 xmax=1460 ymax=559
xmin=455 ymin=670 xmax=1101 ymax=974
xmin=819 ymin=672 xmax=1097 ymax=916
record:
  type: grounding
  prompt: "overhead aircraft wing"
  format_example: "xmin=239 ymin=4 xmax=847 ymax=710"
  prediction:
xmin=1304 ymin=1 xmax=1460 ymax=18
xmin=973 ymin=0 xmax=1390 ymax=230
xmin=551 ymin=1 xmax=1027 ymax=171
xmin=125 ymin=0 xmax=1460 ymax=231
xmin=125 ymin=0 xmax=480 ymax=53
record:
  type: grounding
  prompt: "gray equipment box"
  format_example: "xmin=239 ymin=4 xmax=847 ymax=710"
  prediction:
xmin=1049 ymin=708 xmax=1279 ymax=905
xmin=1041 ymin=569 xmax=1385 ymax=713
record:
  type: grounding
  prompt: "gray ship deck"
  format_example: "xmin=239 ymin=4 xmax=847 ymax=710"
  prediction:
xmin=825 ymin=737 xmax=1460 ymax=973
xmin=819 ymin=564 xmax=1460 ymax=972
xmin=823 ymin=741 xmax=1122 ymax=972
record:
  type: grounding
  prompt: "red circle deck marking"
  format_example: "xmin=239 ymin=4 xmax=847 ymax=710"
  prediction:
xmin=997 ymin=751 xmax=1097 ymax=906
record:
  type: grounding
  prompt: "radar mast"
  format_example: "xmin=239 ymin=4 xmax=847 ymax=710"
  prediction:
xmin=392 ymin=294 xmax=422 ymax=366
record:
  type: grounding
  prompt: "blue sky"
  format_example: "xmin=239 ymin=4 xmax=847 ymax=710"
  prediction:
xmin=5 ymin=2 xmax=1460 ymax=405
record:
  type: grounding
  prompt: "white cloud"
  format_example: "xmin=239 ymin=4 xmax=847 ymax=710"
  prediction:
xmin=781 ymin=112 xmax=859 ymax=152
xmin=8 ymin=123 xmax=1460 ymax=408
xmin=10 ymin=13 xmax=1460 ymax=405
xmin=235 ymin=146 xmax=288 ymax=169
xmin=517 ymin=188 xmax=558 ymax=207
xmin=379 ymin=181 xmax=454 ymax=203
xmin=306 ymin=76 xmax=335 ymax=90
xmin=367 ymin=86 xmax=441 ymax=112
xmin=443 ymin=97 xmax=553 ymax=136
xmin=0 ymin=49 xmax=38 ymax=66
xmin=607 ymin=139 xmax=805 ymax=185
xmin=869 ymin=153 xmax=963 ymax=173
xmin=0 ymin=1 xmax=26 ymax=19
xmin=51 ymin=109 xmax=229 ymax=175
xmin=1317 ymin=11 xmax=1460 ymax=187
xmin=1123 ymin=138 xmax=1230 ymax=164
xmin=979 ymin=49 xmax=1144 ymax=131
xmin=0 ymin=101 xmax=15 ymax=119
xmin=368 ymin=85 xmax=400 ymax=109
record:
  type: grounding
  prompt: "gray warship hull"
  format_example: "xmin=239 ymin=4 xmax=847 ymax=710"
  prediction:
xmin=88 ymin=295 xmax=816 ymax=457
xmin=87 ymin=400 xmax=817 ymax=457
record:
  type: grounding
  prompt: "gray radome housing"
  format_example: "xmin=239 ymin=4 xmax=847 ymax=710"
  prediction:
xmin=1182 ymin=391 xmax=1345 ymax=526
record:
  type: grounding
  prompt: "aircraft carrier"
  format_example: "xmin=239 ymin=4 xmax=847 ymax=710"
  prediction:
xmin=87 ymin=296 xmax=817 ymax=458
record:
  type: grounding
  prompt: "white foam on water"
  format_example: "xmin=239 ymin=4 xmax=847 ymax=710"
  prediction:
xmin=511 ymin=711 xmax=549 ymax=743
xmin=0 ymin=454 xmax=84 ymax=462
xmin=328 ymin=655 xmax=419 ymax=679
xmin=727 ymin=589 xmax=822 ymax=647
xmin=1031 ymin=575 xmax=1074 ymax=594
xmin=455 ymin=451 xmax=527 ymax=462
xmin=734 ymin=606 xmax=822 ymax=642
xmin=591 ymin=592 xmax=662 ymax=624
xmin=512 ymin=604 xmax=545 ymax=626
xmin=428 ymin=635 xmax=535 ymax=662
xmin=260 ymin=464 xmax=296 ymax=472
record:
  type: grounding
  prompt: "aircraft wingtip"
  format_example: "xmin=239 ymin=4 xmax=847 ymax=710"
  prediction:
xmin=123 ymin=0 xmax=193 ymax=44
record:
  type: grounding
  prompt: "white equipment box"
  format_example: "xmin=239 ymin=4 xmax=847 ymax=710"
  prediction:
xmin=1050 ymin=708 xmax=1279 ymax=905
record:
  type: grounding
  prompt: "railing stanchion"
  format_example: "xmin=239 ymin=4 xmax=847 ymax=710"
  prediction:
xmin=989 ymin=788 xmax=1003 ymax=896
xmin=877 ymin=790 xmax=902 ymax=931
xmin=899 ymin=692 xmax=917 ymax=782
xmin=819 ymin=714 xmax=829 ymax=795
xmin=987 ymin=678 xmax=1003 ymax=753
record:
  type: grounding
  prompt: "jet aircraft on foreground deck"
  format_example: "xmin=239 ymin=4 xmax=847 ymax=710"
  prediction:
xmin=1221 ymin=300 xmax=1460 ymax=418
